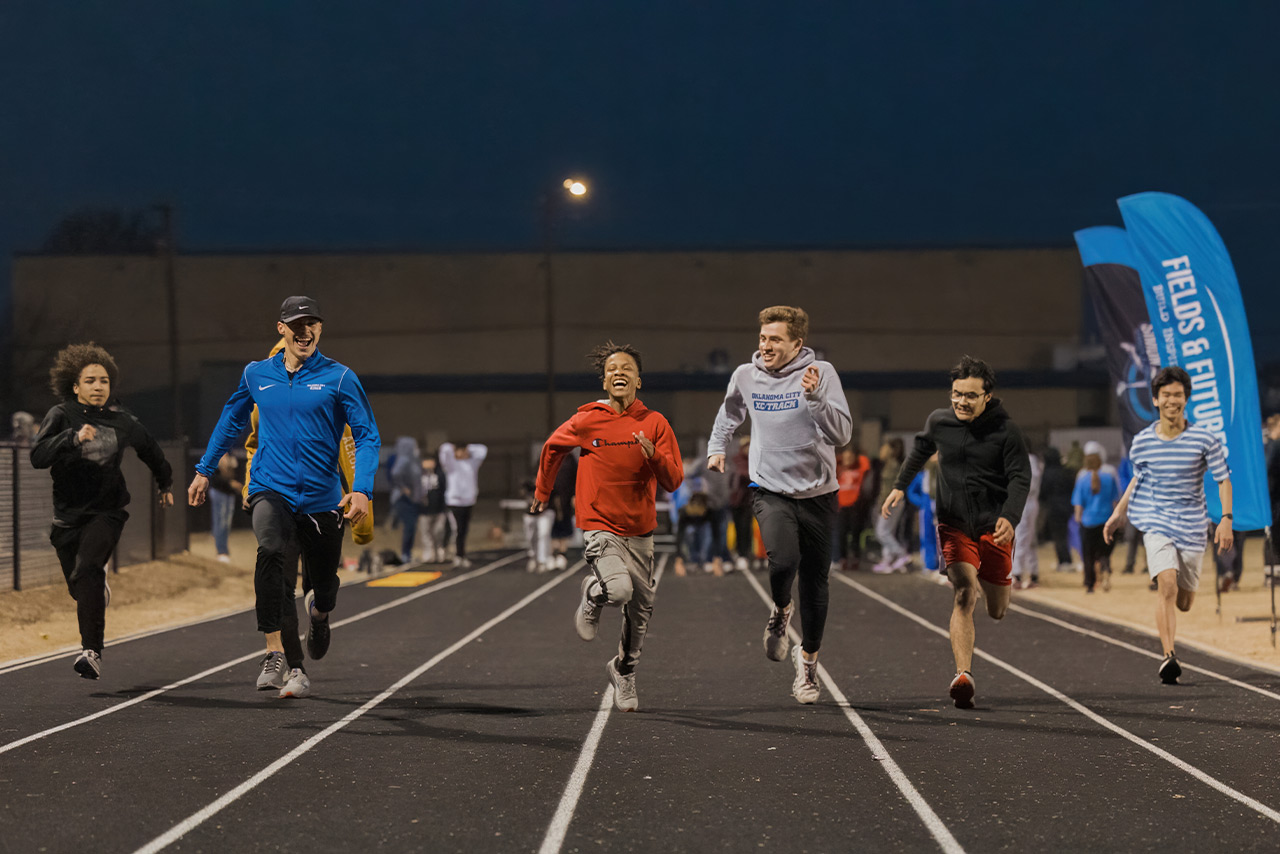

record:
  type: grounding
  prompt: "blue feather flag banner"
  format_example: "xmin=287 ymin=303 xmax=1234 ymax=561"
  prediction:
xmin=1072 ymin=226 xmax=1160 ymax=447
xmin=1117 ymin=192 xmax=1268 ymax=530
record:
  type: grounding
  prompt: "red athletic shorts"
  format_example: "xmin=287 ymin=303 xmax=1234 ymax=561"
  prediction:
xmin=937 ymin=523 xmax=1014 ymax=586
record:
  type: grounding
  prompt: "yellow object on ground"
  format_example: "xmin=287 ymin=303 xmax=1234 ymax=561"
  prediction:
xmin=366 ymin=571 xmax=443 ymax=588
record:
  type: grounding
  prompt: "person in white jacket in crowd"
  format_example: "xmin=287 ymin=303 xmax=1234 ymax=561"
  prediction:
xmin=440 ymin=441 xmax=487 ymax=568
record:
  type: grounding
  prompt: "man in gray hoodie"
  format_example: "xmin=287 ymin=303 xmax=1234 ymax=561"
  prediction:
xmin=708 ymin=306 xmax=853 ymax=704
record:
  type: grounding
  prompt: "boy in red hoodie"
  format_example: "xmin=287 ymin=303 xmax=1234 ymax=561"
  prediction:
xmin=531 ymin=341 xmax=683 ymax=711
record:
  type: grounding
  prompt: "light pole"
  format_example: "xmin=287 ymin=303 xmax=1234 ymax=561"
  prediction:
xmin=151 ymin=203 xmax=180 ymax=441
xmin=541 ymin=178 xmax=589 ymax=435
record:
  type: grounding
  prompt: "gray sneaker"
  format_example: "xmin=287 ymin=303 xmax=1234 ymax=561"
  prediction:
xmin=791 ymin=644 xmax=820 ymax=704
xmin=575 ymin=575 xmax=603 ymax=641
xmin=763 ymin=604 xmax=792 ymax=661
xmin=606 ymin=657 xmax=638 ymax=712
xmin=278 ymin=667 xmax=311 ymax=699
xmin=73 ymin=649 xmax=101 ymax=680
xmin=256 ymin=651 xmax=287 ymax=690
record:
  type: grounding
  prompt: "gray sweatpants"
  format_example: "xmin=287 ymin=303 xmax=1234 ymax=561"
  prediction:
xmin=583 ymin=530 xmax=655 ymax=675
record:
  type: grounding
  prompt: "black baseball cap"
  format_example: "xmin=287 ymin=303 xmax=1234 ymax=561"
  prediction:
xmin=279 ymin=296 xmax=323 ymax=323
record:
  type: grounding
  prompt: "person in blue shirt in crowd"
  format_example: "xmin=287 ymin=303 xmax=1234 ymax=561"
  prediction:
xmin=188 ymin=296 xmax=380 ymax=696
xmin=1072 ymin=441 xmax=1120 ymax=593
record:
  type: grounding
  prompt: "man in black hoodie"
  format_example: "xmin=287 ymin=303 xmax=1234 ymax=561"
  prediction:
xmin=881 ymin=356 xmax=1030 ymax=709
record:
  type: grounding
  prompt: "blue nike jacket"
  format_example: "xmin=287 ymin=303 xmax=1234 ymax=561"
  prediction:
xmin=196 ymin=351 xmax=380 ymax=514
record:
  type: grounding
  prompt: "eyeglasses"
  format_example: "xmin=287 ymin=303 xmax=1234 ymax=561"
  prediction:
xmin=949 ymin=391 xmax=985 ymax=403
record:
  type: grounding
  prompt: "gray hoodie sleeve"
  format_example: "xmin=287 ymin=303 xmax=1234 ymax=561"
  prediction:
xmin=707 ymin=366 xmax=749 ymax=458
xmin=804 ymin=362 xmax=852 ymax=448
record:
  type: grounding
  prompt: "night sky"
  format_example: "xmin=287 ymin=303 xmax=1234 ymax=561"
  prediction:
xmin=3 ymin=3 xmax=1278 ymax=351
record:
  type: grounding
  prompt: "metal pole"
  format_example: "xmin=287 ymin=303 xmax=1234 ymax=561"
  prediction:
xmin=11 ymin=448 xmax=20 ymax=588
xmin=542 ymin=192 xmax=558 ymax=436
xmin=160 ymin=204 xmax=181 ymax=442
xmin=1268 ymin=525 xmax=1277 ymax=648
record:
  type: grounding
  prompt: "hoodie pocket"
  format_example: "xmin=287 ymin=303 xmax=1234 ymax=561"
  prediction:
xmin=761 ymin=443 xmax=823 ymax=491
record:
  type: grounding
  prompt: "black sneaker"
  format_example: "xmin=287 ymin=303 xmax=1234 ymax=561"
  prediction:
xmin=305 ymin=590 xmax=331 ymax=661
xmin=1159 ymin=653 xmax=1182 ymax=685
xmin=73 ymin=649 xmax=101 ymax=680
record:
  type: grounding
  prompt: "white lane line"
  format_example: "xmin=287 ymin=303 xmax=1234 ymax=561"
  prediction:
xmin=836 ymin=574 xmax=1280 ymax=825
xmin=742 ymin=570 xmax=965 ymax=854
xmin=539 ymin=553 xmax=669 ymax=854
xmin=0 ymin=553 xmax=523 ymax=757
xmin=1007 ymin=601 xmax=1280 ymax=702
xmin=131 ymin=563 xmax=581 ymax=854
xmin=0 ymin=555 xmax=475 ymax=675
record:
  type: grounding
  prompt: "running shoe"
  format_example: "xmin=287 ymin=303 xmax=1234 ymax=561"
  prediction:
xmin=606 ymin=657 xmax=638 ymax=712
xmin=73 ymin=649 xmax=101 ymax=680
xmin=305 ymin=590 xmax=331 ymax=660
xmin=575 ymin=575 xmax=603 ymax=641
xmin=256 ymin=651 xmax=287 ymax=690
xmin=763 ymin=603 xmax=792 ymax=661
xmin=735 ymin=556 xmax=749 ymax=572
xmin=1159 ymin=652 xmax=1182 ymax=685
xmin=949 ymin=671 xmax=976 ymax=709
xmin=791 ymin=645 xmax=820 ymax=704
xmin=278 ymin=667 xmax=311 ymax=699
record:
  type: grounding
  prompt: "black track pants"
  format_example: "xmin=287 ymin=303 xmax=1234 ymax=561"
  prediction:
xmin=753 ymin=489 xmax=836 ymax=654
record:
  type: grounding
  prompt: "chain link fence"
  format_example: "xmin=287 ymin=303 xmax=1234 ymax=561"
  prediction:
xmin=0 ymin=441 xmax=188 ymax=591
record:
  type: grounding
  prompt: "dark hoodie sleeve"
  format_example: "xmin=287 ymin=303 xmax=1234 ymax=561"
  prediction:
xmin=30 ymin=406 xmax=77 ymax=469
xmin=893 ymin=410 xmax=941 ymax=492
xmin=999 ymin=421 xmax=1031 ymax=526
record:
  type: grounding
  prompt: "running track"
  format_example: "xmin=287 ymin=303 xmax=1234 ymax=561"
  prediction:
xmin=2 ymin=550 xmax=1279 ymax=853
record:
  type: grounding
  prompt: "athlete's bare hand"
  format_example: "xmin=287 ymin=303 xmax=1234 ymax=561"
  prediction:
xmin=707 ymin=454 xmax=726 ymax=473
xmin=880 ymin=489 xmax=904 ymax=518
xmin=802 ymin=365 xmax=820 ymax=394
xmin=1103 ymin=512 xmax=1123 ymax=544
xmin=1214 ymin=518 xmax=1234 ymax=553
xmin=992 ymin=517 xmax=1015 ymax=546
xmin=633 ymin=431 xmax=655 ymax=459
xmin=158 ymin=490 xmax=174 ymax=507
xmin=339 ymin=491 xmax=370 ymax=524
xmin=76 ymin=424 xmax=97 ymax=444
xmin=529 ymin=499 xmax=547 ymax=514
xmin=187 ymin=473 xmax=209 ymax=506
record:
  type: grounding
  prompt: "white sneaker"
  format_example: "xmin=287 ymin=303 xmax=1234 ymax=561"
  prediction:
xmin=278 ymin=668 xmax=311 ymax=699
xmin=217 ymin=554 xmax=231 ymax=563
xmin=526 ymin=558 xmax=538 ymax=573
xmin=554 ymin=554 xmax=568 ymax=571
xmin=763 ymin=604 xmax=792 ymax=661
xmin=606 ymin=657 xmax=638 ymax=712
xmin=74 ymin=649 xmax=101 ymax=680
xmin=735 ymin=556 xmax=749 ymax=572
xmin=256 ymin=651 xmax=288 ymax=690
xmin=791 ymin=645 xmax=820 ymax=704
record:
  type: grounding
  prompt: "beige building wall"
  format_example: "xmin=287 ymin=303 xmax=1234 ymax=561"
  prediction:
xmin=12 ymin=247 xmax=1086 ymax=446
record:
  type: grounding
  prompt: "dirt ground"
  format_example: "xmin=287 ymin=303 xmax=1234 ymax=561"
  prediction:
xmin=3 ymin=528 xmax=1279 ymax=672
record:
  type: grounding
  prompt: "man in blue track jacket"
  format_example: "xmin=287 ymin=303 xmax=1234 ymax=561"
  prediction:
xmin=188 ymin=296 xmax=380 ymax=694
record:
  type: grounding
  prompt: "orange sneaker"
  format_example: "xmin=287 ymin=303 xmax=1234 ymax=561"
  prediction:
xmin=949 ymin=671 xmax=976 ymax=709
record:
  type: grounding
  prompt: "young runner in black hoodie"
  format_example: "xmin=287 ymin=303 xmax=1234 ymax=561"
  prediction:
xmin=31 ymin=343 xmax=174 ymax=680
xmin=881 ymin=356 xmax=1030 ymax=709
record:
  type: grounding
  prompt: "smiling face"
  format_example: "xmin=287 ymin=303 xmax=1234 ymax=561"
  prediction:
xmin=1153 ymin=381 xmax=1187 ymax=424
xmin=601 ymin=351 xmax=641 ymax=409
xmin=277 ymin=318 xmax=322 ymax=364
xmin=758 ymin=322 xmax=803 ymax=371
xmin=950 ymin=377 xmax=990 ymax=422
xmin=74 ymin=363 xmax=111 ymax=407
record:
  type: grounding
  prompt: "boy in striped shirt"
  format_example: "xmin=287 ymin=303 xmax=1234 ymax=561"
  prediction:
xmin=1104 ymin=366 xmax=1233 ymax=684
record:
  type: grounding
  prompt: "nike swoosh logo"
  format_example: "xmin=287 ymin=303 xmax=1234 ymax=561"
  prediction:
xmin=258 ymin=384 xmax=276 ymax=391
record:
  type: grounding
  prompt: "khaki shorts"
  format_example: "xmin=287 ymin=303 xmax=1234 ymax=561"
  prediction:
xmin=1143 ymin=532 xmax=1204 ymax=592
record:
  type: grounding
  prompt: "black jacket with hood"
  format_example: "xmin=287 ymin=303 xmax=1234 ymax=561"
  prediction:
xmin=893 ymin=400 xmax=1031 ymax=541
